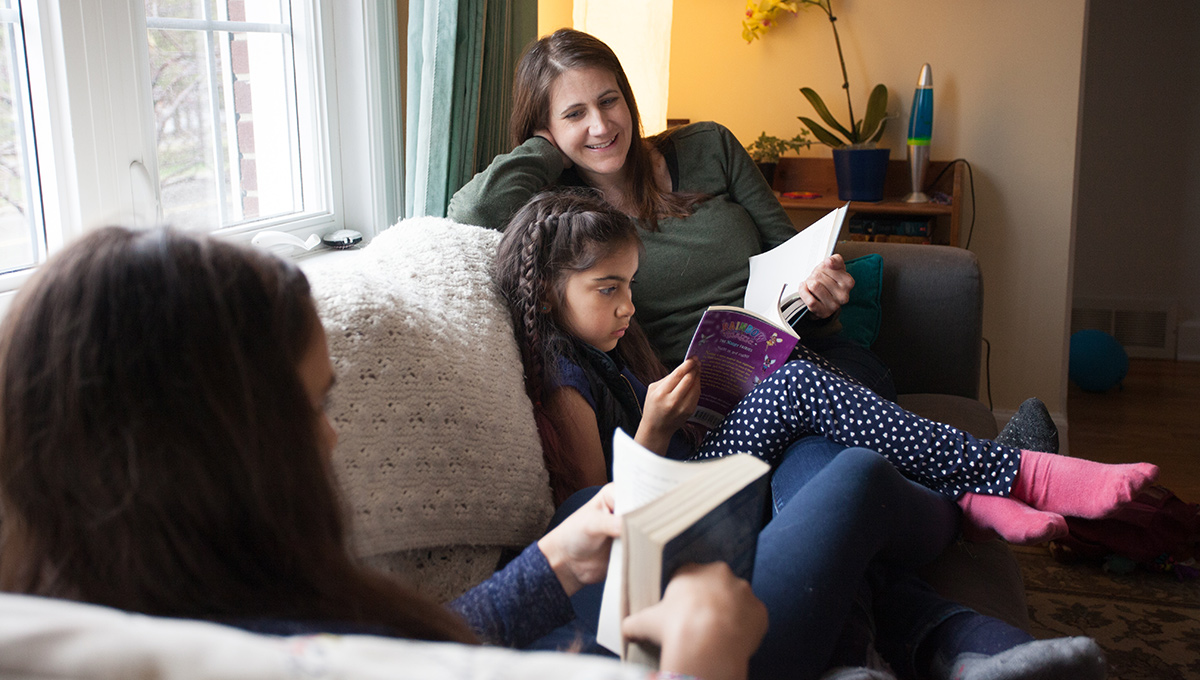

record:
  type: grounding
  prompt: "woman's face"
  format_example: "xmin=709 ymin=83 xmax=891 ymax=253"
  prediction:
xmin=545 ymin=67 xmax=633 ymax=186
xmin=297 ymin=322 xmax=338 ymax=459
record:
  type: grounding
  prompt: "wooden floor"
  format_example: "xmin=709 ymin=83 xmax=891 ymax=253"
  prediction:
xmin=1067 ymin=358 xmax=1200 ymax=502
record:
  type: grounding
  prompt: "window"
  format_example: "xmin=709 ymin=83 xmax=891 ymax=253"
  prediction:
xmin=146 ymin=0 xmax=314 ymax=231
xmin=0 ymin=1 xmax=45 ymax=274
xmin=0 ymin=0 xmax=400 ymax=295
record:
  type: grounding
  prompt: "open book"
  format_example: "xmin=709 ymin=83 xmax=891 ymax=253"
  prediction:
xmin=596 ymin=430 xmax=770 ymax=667
xmin=684 ymin=204 xmax=849 ymax=429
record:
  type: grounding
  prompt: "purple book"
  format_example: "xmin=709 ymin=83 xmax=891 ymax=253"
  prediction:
xmin=684 ymin=306 xmax=798 ymax=430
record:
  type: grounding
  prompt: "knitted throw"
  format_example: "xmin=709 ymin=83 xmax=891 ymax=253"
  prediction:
xmin=304 ymin=218 xmax=553 ymax=557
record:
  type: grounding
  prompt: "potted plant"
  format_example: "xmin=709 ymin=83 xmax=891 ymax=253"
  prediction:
xmin=744 ymin=131 xmax=811 ymax=188
xmin=743 ymin=0 xmax=891 ymax=201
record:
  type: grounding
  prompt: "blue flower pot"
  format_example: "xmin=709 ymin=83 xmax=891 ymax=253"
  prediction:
xmin=832 ymin=147 xmax=890 ymax=202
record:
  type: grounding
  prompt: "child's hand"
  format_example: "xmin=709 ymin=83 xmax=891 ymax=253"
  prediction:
xmin=537 ymin=484 xmax=620 ymax=595
xmin=636 ymin=359 xmax=700 ymax=455
xmin=622 ymin=562 xmax=766 ymax=680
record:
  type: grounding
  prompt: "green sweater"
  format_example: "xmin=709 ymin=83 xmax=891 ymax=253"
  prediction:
xmin=448 ymin=121 xmax=833 ymax=366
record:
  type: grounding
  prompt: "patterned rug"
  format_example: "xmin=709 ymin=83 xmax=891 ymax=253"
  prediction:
xmin=1014 ymin=546 xmax=1200 ymax=679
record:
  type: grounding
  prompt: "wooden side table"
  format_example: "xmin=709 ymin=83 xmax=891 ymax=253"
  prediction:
xmin=772 ymin=157 xmax=966 ymax=247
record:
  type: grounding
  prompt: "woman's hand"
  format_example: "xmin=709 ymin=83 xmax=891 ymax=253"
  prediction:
xmin=537 ymin=484 xmax=621 ymax=596
xmin=636 ymin=359 xmax=701 ymax=455
xmin=796 ymin=254 xmax=855 ymax=319
xmin=622 ymin=562 xmax=767 ymax=680
xmin=533 ymin=128 xmax=573 ymax=170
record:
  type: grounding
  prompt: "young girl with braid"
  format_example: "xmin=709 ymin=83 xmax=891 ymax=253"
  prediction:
xmin=493 ymin=188 xmax=1158 ymax=546
xmin=494 ymin=188 xmax=1125 ymax=680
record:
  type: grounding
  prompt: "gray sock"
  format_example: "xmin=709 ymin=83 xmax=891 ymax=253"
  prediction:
xmin=937 ymin=637 xmax=1106 ymax=680
xmin=996 ymin=398 xmax=1059 ymax=454
xmin=818 ymin=667 xmax=896 ymax=680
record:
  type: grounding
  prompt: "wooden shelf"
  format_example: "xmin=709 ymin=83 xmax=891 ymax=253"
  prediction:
xmin=772 ymin=157 xmax=965 ymax=247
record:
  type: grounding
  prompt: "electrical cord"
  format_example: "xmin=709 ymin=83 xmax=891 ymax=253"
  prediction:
xmin=928 ymin=158 xmax=977 ymax=249
xmin=930 ymin=159 xmax=985 ymax=405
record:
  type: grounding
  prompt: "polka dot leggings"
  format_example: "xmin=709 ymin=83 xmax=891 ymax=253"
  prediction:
xmin=693 ymin=360 xmax=1021 ymax=498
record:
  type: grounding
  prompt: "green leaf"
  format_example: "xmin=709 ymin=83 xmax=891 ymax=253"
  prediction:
xmin=800 ymin=88 xmax=853 ymax=142
xmin=860 ymin=84 xmax=889 ymax=143
xmin=798 ymin=116 xmax=846 ymax=148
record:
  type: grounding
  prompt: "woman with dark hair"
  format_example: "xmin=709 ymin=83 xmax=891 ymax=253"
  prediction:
xmin=448 ymin=28 xmax=878 ymax=392
xmin=0 ymin=227 xmax=766 ymax=680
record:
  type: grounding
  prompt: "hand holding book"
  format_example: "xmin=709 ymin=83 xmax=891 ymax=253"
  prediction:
xmin=636 ymin=358 xmax=701 ymax=455
xmin=621 ymin=561 xmax=767 ymax=680
xmin=685 ymin=204 xmax=850 ymax=430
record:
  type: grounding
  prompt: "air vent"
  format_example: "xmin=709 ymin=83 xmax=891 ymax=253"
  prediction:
xmin=1071 ymin=297 xmax=1177 ymax=359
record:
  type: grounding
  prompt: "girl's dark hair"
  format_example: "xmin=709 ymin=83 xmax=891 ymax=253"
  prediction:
xmin=510 ymin=28 xmax=702 ymax=230
xmin=0 ymin=227 xmax=474 ymax=643
xmin=494 ymin=190 xmax=666 ymax=503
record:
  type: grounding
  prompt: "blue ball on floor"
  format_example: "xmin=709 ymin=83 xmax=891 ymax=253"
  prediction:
xmin=1069 ymin=330 xmax=1128 ymax=393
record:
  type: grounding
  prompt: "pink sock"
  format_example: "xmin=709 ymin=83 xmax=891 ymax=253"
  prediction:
xmin=957 ymin=493 xmax=1069 ymax=544
xmin=1010 ymin=450 xmax=1158 ymax=519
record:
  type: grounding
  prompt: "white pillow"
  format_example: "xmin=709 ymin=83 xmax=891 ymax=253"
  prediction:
xmin=304 ymin=218 xmax=553 ymax=559
xmin=0 ymin=592 xmax=647 ymax=680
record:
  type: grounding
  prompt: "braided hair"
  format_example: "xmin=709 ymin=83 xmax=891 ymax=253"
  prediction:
xmin=494 ymin=189 xmax=666 ymax=503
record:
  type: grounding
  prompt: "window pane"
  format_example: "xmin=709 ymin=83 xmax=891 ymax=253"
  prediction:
xmin=0 ymin=6 xmax=44 ymax=273
xmin=146 ymin=0 xmax=286 ymax=24
xmin=147 ymin=1 xmax=300 ymax=232
xmin=145 ymin=0 xmax=211 ymax=20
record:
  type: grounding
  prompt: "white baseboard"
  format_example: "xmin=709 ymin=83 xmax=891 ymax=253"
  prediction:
xmin=991 ymin=409 xmax=1070 ymax=456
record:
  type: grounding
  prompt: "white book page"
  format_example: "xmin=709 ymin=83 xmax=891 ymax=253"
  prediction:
xmin=743 ymin=203 xmax=849 ymax=321
xmin=596 ymin=430 xmax=707 ymax=654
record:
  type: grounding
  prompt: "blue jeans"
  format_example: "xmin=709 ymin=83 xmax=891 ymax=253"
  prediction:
xmin=534 ymin=438 xmax=963 ymax=680
xmin=767 ymin=436 xmax=969 ymax=678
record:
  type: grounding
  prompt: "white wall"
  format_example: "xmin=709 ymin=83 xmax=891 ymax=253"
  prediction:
xmin=669 ymin=0 xmax=1087 ymax=416
xmin=1073 ymin=1 xmax=1200 ymax=360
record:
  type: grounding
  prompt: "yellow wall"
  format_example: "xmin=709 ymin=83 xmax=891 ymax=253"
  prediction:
xmin=538 ymin=0 xmax=573 ymax=36
xmin=670 ymin=0 xmax=1087 ymax=417
xmin=533 ymin=0 xmax=1087 ymax=416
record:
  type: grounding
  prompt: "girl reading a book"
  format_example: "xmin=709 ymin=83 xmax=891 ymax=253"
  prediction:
xmin=0 ymin=227 xmax=766 ymax=680
xmin=493 ymin=187 xmax=1135 ymax=679
xmin=449 ymin=28 xmax=895 ymax=399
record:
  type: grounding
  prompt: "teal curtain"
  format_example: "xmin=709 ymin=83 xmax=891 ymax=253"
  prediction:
xmin=406 ymin=0 xmax=536 ymax=218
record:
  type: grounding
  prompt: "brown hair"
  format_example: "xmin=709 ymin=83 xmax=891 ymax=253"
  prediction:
xmin=510 ymin=28 xmax=702 ymax=230
xmin=0 ymin=227 xmax=474 ymax=643
xmin=494 ymin=189 xmax=668 ymax=503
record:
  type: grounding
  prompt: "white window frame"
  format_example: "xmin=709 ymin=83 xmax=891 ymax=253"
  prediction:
xmin=0 ymin=0 xmax=401 ymax=299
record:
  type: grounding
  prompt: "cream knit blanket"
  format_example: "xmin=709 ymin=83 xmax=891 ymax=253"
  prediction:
xmin=304 ymin=218 xmax=553 ymax=558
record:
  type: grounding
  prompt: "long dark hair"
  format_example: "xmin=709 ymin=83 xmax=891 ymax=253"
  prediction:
xmin=510 ymin=28 xmax=701 ymax=230
xmin=493 ymin=190 xmax=667 ymax=503
xmin=0 ymin=227 xmax=474 ymax=643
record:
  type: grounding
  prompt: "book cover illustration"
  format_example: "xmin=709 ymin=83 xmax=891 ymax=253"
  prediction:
xmin=685 ymin=307 xmax=799 ymax=430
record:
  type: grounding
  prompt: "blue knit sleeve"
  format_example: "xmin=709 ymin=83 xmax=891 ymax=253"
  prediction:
xmin=446 ymin=543 xmax=576 ymax=648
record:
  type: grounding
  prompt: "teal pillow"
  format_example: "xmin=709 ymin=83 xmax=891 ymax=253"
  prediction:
xmin=840 ymin=254 xmax=883 ymax=347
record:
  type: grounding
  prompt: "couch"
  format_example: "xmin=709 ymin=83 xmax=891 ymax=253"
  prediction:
xmin=302 ymin=219 xmax=1028 ymax=629
xmin=0 ymin=219 xmax=1029 ymax=677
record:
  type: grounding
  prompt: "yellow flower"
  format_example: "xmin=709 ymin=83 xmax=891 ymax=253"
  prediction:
xmin=742 ymin=0 xmax=798 ymax=42
xmin=741 ymin=0 xmax=819 ymax=42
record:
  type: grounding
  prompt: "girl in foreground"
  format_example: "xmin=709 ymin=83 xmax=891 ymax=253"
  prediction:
xmin=0 ymin=227 xmax=764 ymax=680
xmin=494 ymin=189 xmax=1157 ymax=544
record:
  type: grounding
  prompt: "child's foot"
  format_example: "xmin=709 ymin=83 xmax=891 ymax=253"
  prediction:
xmin=957 ymin=493 xmax=1068 ymax=544
xmin=996 ymin=398 xmax=1058 ymax=454
xmin=934 ymin=636 xmax=1106 ymax=680
xmin=1011 ymin=450 xmax=1158 ymax=518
